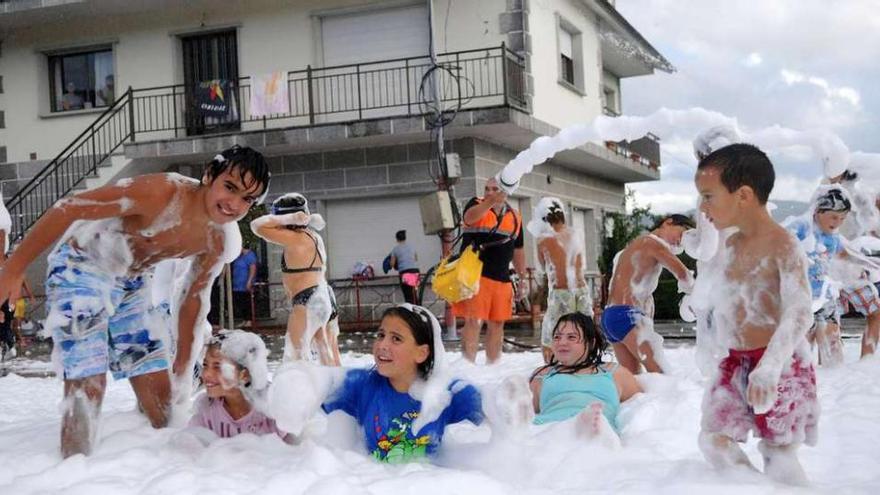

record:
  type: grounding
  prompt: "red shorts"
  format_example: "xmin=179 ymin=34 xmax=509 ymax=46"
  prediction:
xmin=452 ymin=276 xmax=513 ymax=322
xmin=702 ymin=347 xmax=819 ymax=446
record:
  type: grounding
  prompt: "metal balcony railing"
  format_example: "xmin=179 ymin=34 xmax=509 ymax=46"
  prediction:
xmin=5 ymin=44 xmax=528 ymax=243
xmin=130 ymin=44 xmax=527 ymax=139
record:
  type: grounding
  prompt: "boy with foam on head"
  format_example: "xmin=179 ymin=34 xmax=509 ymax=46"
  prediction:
xmin=695 ymin=143 xmax=818 ymax=486
xmin=527 ymin=197 xmax=592 ymax=363
xmin=783 ymin=185 xmax=868 ymax=366
xmin=0 ymin=145 xmax=270 ymax=457
xmin=602 ymin=214 xmax=695 ymax=374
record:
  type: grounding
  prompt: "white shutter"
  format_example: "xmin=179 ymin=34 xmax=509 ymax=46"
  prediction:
xmin=322 ymin=5 xmax=430 ymax=67
xmin=559 ymin=29 xmax=573 ymax=59
xmin=324 ymin=196 xmax=442 ymax=280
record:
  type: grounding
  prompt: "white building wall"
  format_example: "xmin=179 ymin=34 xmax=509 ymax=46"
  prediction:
xmin=528 ymin=0 xmax=603 ymax=129
xmin=1 ymin=0 xmax=502 ymax=164
xmin=0 ymin=0 xmax=619 ymax=164
xmin=430 ymin=0 xmax=508 ymax=53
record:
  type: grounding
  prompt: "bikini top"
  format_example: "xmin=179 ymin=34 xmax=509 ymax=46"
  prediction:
xmin=281 ymin=228 xmax=324 ymax=273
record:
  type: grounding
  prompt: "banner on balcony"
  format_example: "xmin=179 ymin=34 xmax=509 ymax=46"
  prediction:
xmin=249 ymin=71 xmax=288 ymax=118
xmin=195 ymin=80 xmax=233 ymax=118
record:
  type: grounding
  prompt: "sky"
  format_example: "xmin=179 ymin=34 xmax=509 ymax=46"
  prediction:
xmin=616 ymin=0 xmax=880 ymax=213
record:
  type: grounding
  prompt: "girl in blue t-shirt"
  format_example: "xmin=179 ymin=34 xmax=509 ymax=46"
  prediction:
xmin=320 ymin=304 xmax=484 ymax=463
xmin=529 ymin=312 xmax=641 ymax=444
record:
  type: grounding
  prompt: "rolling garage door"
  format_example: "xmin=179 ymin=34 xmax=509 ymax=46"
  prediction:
xmin=324 ymin=195 xmax=443 ymax=280
xmin=321 ymin=5 xmax=429 ymax=67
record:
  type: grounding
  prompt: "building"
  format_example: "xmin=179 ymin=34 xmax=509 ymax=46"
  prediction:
xmin=0 ymin=0 xmax=672 ymax=327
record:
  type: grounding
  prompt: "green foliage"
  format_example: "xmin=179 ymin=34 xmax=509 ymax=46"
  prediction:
xmin=599 ymin=190 xmax=658 ymax=277
xmin=238 ymin=204 xmax=267 ymax=251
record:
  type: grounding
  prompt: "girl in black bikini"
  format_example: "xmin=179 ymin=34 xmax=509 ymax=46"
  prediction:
xmin=251 ymin=193 xmax=340 ymax=365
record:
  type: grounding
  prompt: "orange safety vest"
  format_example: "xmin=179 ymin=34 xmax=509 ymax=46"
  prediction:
xmin=462 ymin=198 xmax=522 ymax=242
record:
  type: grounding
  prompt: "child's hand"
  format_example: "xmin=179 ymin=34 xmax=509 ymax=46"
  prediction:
xmin=677 ymin=270 xmax=695 ymax=294
xmin=747 ymin=365 xmax=780 ymax=414
xmin=0 ymin=268 xmax=24 ymax=313
xmin=269 ymin=362 xmax=336 ymax=436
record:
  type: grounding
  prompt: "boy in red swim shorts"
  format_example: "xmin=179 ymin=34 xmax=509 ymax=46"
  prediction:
xmin=694 ymin=144 xmax=818 ymax=486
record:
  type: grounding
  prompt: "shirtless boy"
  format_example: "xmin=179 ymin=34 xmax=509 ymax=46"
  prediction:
xmin=0 ymin=145 xmax=270 ymax=457
xmin=251 ymin=193 xmax=341 ymax=366
xmin=529 ymin=197 xmax=592 ymax=363
xmin=695 ymin=143 xmax=817 ymax=485
xmin=602 ymin=214 xmax=694 ymax=374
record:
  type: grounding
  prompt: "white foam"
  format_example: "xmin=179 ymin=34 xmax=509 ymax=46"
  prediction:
xmin=2 ymin=345 xmax=878 ymax=492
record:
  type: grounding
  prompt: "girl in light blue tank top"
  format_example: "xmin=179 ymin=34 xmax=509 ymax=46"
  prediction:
xmin=534 ymin=363 xmax=621 ymax=430
xmin=529 ymin=313 xmax=641 ymax=438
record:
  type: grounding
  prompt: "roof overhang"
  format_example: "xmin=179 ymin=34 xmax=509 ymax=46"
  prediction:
xmin=580 ymin=0 xmax=675 ymax=77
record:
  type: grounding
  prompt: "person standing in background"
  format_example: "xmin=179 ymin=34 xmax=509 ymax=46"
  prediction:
xmin=231 ymin=246 xmax=259 ymax=328
xmin=390 ymin=230 xmax=420 ymax=304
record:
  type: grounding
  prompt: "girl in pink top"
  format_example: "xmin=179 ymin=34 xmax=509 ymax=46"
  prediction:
xmin=189 ymin=330 xmax=291 ymax=441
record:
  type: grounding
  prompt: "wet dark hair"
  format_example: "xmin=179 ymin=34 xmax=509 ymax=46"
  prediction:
xmin=697 ymin=143 xmax=774 ymax=205
xmin=840 ymin=170 xmax=858 ymax=182
xmin=205 ymin=145 xmax=271 ymax=202
xmin=396 ymin=230 xmax=407 ymax=242
xmin=272 ymin=193 xmax=308 ymax=215
xmin=652 ymin=213 xmax=695 ymax=231
xmin=530 ymin=313 xmax=606 ymax=381
xmin=545 ymin=210 xmax=565 ymax=225
xmin=815 ymin=187 xmax=852 ymax=213
xmin=543 ymin=200 xmax=565 ymax=225
xmin=381 ymin=306 xmax=435 ymax=379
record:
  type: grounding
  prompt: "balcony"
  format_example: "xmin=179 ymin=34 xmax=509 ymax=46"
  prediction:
xmin=128 ymin=45 xmax=528 ymax=143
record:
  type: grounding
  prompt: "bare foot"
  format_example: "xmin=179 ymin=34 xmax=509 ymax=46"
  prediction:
xmin=758 ymin=441 xmax=809 ymax=486
xmin=575 ymin=403 xmax=620 ymax=448
xmin=494 ymin=375 xmax=534 ymax=430
xmin=575 ymin=403 xmax=605 ymax=438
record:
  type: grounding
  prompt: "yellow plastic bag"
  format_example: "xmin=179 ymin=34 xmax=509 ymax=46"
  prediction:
xmin=432 ymin=246 xmax=483 ymax=303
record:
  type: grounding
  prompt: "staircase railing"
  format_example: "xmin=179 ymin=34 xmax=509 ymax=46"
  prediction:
xmin=4 ymin=87 xmax=134 ymax=243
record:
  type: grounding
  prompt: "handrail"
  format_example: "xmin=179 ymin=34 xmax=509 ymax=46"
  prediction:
xmin=5 ymin=87 xmax=135 ymax=242
xmin=6 ymin=87 xmax=133 ymax=207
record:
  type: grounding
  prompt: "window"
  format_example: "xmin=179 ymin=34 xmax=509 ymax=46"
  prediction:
xmin=48 ymin=47 xmax=114 ymax=112
xmin=603 ymin=87 xmax=618 ymax=115
xmin=556 ymin=18 xmax=583 ymax=93
xmin=559 ymin=28 xmax=575 ymax=85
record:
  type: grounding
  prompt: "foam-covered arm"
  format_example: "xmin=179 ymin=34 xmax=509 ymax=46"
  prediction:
xmin=747 ymin=253 xmax=813 ymax=414
xmin=268 ymin=362 xmax=342 ymax=436
xmin=677 ymin=270 xmax=696 ymax=294
xmin=654 ymin=243 xmax=693 ymax=292
xmin=251 ymin=213 xmax=307 ymax=232
xmin=174 ymin=233 xmax=223 ymax=383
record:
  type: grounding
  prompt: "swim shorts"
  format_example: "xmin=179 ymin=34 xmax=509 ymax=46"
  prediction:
xmin=46 ymin=243 xmax=169 ymax=380
xmin=601 ymin=305 xmax=643 ymax=343
xmin=453 ymin=276 xmax=513 ymax=322
xmin=701 ymin=347 xmax=818 ymax=446
xmin=840 ymin=283 xmax=880 ymax=316
xmin=541 ymin=287 xmax=593 ymax=347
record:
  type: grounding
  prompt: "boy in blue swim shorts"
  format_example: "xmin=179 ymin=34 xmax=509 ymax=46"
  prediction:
xmin=600 ymin=305 xmax=644 ymax=344
xmin=603 ymin=214 xmax=695 ymax=374
xmin=0 ymin=145 xmax=270 ymax=457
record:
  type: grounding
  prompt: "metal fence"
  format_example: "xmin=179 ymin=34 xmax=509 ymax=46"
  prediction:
xmin=130 ymin=44 xmax=527 ymax=139
xmin=5 ymin=45 xmax=527 ymax=243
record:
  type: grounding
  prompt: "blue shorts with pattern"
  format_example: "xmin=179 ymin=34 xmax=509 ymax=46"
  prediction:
xmin=46 ymin=243 xmax=169 ymax=380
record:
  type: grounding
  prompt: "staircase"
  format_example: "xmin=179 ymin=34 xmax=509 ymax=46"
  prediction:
xmin=4 ymin=87 xmax=135 ymax=244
